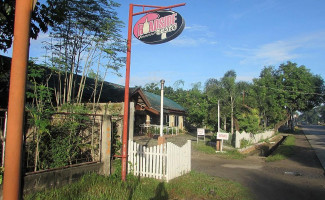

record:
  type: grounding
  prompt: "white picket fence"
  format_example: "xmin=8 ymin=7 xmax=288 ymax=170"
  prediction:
xmin=128 ymin=140 xmax=191 ymax=182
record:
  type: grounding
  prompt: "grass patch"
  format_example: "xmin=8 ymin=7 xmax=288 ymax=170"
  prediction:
xmin=193 ymin=142 xmax=246 ymax=159
xmin=25 ymin=171 xmax=252 ymax=200
xmin=265 ymin=135 xmax=295 ymax=162
xmin=192 ymin=142 xmax=216 ymax=154
xmin=216 ymin=150 xmax=246 ymax=160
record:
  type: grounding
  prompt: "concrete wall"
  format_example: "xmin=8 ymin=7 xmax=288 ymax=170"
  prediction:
xmin=235 ymin=130 xmax=275 ymax=148
xmin=0 ymin=162 xmax=102 ymax=198
xmin=0 ymin=102 xmax=136 ymax=198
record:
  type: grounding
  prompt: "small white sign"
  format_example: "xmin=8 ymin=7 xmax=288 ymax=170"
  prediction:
xmin=197 ymin=128 xmax=205 ymax=136
xmin=217 ymin=132 xmax=229 ymax=140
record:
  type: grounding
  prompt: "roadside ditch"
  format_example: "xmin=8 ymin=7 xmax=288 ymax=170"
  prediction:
xmin=240 ymin=134 xmax=288 ymax=157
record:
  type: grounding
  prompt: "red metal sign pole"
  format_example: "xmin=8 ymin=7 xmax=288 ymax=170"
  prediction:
xmin=121 ymin=3 xmax=185 ymax=181
xmin=121 ymin=3 xmax=134 ymax=182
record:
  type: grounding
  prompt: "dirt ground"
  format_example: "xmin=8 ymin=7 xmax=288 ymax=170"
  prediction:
xmin=134 ymin=133 xmax=325 ymax=200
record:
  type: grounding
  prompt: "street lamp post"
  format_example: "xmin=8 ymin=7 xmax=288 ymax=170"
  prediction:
xmin=158 ymin=79 xmax=165 ymax=145
xmin=160 ymin=79 xmax=165 ymax=137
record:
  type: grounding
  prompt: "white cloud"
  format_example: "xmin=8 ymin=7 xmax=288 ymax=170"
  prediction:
xmin=237 ymin=75 xmax=255 ymax=82
xmin=228 ymin=31 xmax=325 ymax=66
xmin=168 ymin=24 xmax=217 ymax=47
xmin=170 ymin=36 xmax=207 ymax=47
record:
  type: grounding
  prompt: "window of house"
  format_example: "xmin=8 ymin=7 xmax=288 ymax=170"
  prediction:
xmin=174 ymin=115 xmax=179 ymax=127
xmin=164 ymin=114 xmax=169 ymax=125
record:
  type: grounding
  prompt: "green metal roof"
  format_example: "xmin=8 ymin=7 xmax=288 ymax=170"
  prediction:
xmin=143 ymin=91 xmax=185 ymax=113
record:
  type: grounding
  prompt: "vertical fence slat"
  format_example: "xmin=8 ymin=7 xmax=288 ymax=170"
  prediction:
xmin=135 ymin=143 xmax=138 ymax=176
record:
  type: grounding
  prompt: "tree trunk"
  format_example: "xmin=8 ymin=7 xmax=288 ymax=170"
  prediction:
xmin=231 ymin=96 xmax=234 ymax=134
xmin=34 ymin=126 xmax=39 ymax=172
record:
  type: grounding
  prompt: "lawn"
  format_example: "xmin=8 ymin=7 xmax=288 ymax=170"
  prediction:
xmin=193 ymin=142 xmax=246 ymax=159
xmin=25 ymin=171 xmax=252 ymax=200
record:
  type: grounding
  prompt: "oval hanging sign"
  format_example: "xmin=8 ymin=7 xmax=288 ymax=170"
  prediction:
xmin=133 ymin=10 xmax=185 ymax=44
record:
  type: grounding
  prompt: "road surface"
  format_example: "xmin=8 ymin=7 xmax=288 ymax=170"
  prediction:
xmin=192 ymin=133 xmax=325 ymax=200
xmin=300 ymin=125 xmax=325 ymax=170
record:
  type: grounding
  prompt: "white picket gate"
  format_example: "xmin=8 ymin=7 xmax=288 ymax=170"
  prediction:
xmin=128 ymin=140 xmax=191 ymax=182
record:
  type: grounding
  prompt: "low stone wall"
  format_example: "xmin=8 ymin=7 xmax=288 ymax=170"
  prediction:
xmin=0 ymin=162 xmax=103 ymax=199
xmin=235 ymin=130 xmax=275 ymax=148
xmin=23 ymin=162 xmax=103 ymax=194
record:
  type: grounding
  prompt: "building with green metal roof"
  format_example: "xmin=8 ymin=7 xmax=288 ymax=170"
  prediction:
xmin=130 ymin=88 xmax=186 ymax=135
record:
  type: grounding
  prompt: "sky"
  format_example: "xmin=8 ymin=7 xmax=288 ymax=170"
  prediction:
xmin=3 ymin=0 xmax=325 ymax=89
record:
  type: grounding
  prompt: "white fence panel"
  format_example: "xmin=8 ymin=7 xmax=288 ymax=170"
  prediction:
xmin=128 ymin=140 xmax=191 ymax=182
xmin=166 ymin=140 xmax=191 ymax=181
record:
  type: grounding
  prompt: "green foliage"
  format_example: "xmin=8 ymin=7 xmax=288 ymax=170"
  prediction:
xmin=111 ymin=120 xmax=122 ymax=157
xmin=184 ymin=82 xmax=209 ymax=127
xmin=192 ymin=142 xmax=216 ymax=154
xmin=141 ymin=62 xmax=323 ymax=139
xmin=25 ymin=171 xmax=252 ymax=200
xmin=111 ymin=159 xmax=122 ymax=179
xmin=240 ymin=139 xmax=250 ymax=148
xmin=0 ymin=167 xmax=3 ymax=184
xmin=25 ymin=62 xmax=54 ymax=171
xmin=0 ymin=0 xmax=59 ymax=51
xmin=43 ymin=0 xmax=126 ymax=106
xmin=237 ymin=108 xmax=260 ymax=133
xmin=50 ymin=135 xmax=74 ymax=168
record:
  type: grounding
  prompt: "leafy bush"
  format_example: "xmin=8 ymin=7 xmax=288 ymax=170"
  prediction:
xmin=240 ymin=139 xmax=250 ymax=148
xmin=237 ymin=108 xmax=260 ymax=134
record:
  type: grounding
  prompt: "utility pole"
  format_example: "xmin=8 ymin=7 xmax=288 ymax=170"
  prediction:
xmin=3 ymin=0 xmax=35 ymax=199
xmin=218 ymin=100 xmax=220 ymax=133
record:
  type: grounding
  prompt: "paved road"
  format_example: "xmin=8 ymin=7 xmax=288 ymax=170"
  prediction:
xmin=192 ymin=133 xmax=325 ymax=200
xmin=301 ymin=125 xmax=325 ymax=170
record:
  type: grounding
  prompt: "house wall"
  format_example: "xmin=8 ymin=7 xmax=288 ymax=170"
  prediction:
xmin=168 ymin=115 xmax=184 ymax=130
xmin=169 ymin=115 xmax=175 ymax=127
xmin=178 ymin=116 xmax=184 ymax=130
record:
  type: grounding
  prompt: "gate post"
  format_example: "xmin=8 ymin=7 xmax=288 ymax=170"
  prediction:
xmin=100 ymin=115 xmax=112 ymax=175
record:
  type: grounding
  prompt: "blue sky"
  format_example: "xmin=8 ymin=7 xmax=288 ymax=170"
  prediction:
xmin=3 ymin=0 xmax=325 ymax=89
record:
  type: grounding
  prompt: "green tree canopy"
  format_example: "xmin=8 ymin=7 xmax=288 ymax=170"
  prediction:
xmin=0 ymin=0 xmax=66 ymax=51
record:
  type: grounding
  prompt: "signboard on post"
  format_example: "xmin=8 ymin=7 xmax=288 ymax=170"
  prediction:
xmin=216 ymin=132 xmax=229 ymax=152
xmin=197 ymin=128 xmax=205 ymax=143
xmin=133 ymin=10 xmax=185 ymax=44
xmin=217 ymin=132 xmax=229 ymax=140
xmin=121 ymin=3 xmax=186 ymax=182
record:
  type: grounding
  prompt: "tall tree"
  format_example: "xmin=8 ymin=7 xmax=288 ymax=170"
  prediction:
xmin=275 ymin=62 xmax=324 ymax=130
xmin=221 ymin=70 xmax=237 ymax=134
xmin=43 ymin=0 xmax=125 ymax=107
xmin=0 ymin=0 xmax=66 ymax=51
xmin=252 ymin=66 xmax=287 ymax=128
xmin=204 ymin=78 xmax=227 ymax=131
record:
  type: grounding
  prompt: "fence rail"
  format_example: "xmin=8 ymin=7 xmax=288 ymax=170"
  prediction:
xmin=128 ymin=140 xmax=191 ymax=182
xmin=139 ymin=123 xmax=180 ymax=135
